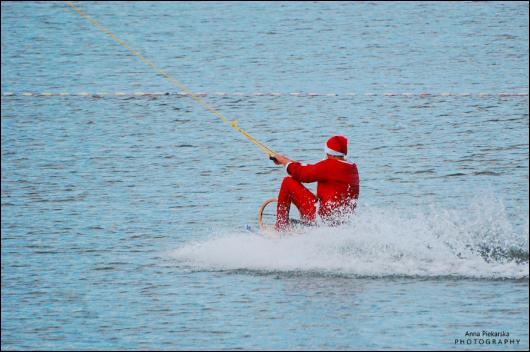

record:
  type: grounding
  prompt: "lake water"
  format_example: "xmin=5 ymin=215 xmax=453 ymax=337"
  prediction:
xmin=1 ymin=1 xmax=529 ymax=350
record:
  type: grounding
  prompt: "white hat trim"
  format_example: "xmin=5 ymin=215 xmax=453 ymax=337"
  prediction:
xmin=325 ymin=145 xmax=346 ymax=156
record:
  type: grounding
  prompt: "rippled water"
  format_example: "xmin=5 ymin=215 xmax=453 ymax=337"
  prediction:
xmin=2 ymin=1 xmax=529 ymax=350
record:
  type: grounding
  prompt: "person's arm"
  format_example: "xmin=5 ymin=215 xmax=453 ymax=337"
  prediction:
xmin=270 ymin=154 xmax=293 ymax=167
xmin=271 ymin=154 xmax=325 ymax=183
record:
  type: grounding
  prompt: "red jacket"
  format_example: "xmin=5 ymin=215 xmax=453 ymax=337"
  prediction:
xmin=286 ymin=159 xmax=360 ymax=218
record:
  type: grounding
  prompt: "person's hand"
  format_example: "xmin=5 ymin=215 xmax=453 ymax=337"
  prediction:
xmin=270 ymin=155 xmax=281 ymax=165
xmin=270 ymin=154 xmax=291 ymax=166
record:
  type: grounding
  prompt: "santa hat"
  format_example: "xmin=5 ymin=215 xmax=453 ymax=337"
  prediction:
xmin=325 ymin=135 xmax=348 ymax=157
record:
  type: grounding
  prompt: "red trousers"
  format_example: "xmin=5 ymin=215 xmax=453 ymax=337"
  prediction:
xmin=276 ymin=176 xmax=317 ymax=230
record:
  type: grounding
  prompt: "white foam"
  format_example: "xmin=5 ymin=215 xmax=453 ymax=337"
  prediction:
xmin=170 ymin=199 xmax=529 ymax=279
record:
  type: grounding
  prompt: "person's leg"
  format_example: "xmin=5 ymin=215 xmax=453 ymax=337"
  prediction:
xmin=276 ymin=176 xmax=317 ymax=230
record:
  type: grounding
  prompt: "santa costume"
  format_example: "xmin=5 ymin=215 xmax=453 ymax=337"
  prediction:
xmin=276 ymin=136 xmax=360 ymax=230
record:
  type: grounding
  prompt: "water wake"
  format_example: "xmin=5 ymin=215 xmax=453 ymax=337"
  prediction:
xmin=170 ymin=199 xmax=529 ymax=279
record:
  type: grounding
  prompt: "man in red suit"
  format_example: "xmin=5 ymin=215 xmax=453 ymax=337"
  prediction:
xmin=271 ymin=136 xmax=360 ymax=231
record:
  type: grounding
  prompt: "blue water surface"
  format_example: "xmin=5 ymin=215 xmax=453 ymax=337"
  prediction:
xmin=2 ymin=1 xmax=529 ymax=350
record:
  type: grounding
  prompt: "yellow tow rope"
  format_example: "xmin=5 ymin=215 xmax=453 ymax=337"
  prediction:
xmin=64 ymin=1 xmax=276 ymax=157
